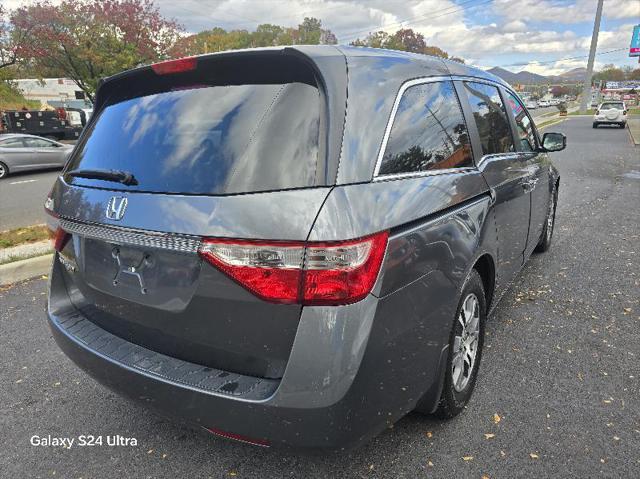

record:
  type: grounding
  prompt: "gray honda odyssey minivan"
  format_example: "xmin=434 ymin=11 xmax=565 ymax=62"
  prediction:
xmin=45 ymin=45 xmax=565 ymax=449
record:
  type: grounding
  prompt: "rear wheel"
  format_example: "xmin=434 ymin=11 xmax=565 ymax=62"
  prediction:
xmin=431 ymin=270 xmax=486 ymax=419
xmin=0 ymin=161 xmax=8 ymax=179
xmin=535 ymin=186 xmax=557 ymax=253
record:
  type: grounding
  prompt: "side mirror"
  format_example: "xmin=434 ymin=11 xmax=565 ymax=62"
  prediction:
xmin=541 ymin=132 xmax=566 ymax=152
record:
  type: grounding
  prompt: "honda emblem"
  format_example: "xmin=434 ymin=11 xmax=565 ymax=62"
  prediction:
xmin=106 ymin=196 xmax=128 ymax=221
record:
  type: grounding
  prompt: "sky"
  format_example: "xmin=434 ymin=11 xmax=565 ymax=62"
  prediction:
xmin=4 ymin=0 xmax=640 ymax=74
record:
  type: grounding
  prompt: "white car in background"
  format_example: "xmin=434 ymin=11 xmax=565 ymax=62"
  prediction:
xmin=525 ymin=101 xmax=537 ymax=109
xmin=538 ymin=100 xmax=549 ymax=107
xmin=593 ymin=101 xmax=627 ymax=128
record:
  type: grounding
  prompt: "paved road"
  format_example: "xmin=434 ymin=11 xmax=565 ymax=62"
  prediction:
xmin=530 ymin=105 xmax=561 ymax=119
xmin=1 ymin=117 xmax=639 ymax=478
xmin=0 ymin=169 xmax=60 ymax=230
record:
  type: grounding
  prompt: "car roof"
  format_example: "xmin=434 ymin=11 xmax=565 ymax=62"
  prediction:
xmin=96 ymin=45 xmax=509 ymax=108
xmin=0 ymin=133 xmax=64 ymax=142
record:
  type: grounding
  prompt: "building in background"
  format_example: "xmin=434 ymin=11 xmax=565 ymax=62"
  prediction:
xmin=13 ymin=78 xmax=91 ymax=108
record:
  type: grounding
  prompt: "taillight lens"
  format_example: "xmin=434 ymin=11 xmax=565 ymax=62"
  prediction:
xmin=198 ymin=231 xmax=389 ymax=306
xmin=44 ymin=194 xmax=70 ymax=252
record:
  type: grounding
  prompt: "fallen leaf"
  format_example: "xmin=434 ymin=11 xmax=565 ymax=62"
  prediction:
xmin=147 ymin=449 xmax=153 ymax=454
xmin=426 ymin=431 xmax=433 ymax=438
xmin=493 ymin=413 xmax=501 ymax=424
xmin=530 ymin=453 xmax=539 ymax=459
xmin=484 ymin=433 xmax=495 ymax=439
xmin=462 ymin=456 xmax=474 ymax=461
xmin=427 ymin=460 xmax=434 ymax=467
xmin=482 ymin=475 xmax=490 ymax=479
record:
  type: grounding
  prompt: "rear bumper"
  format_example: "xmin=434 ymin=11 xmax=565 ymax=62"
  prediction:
xmin=47 ymin=255 xmax=450 ymax=449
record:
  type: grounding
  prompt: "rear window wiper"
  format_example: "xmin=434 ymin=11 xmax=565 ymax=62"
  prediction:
xmin=67 ymin=168 xmax=138 ymax=186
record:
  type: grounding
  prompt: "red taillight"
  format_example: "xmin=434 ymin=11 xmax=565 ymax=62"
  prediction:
xmin=44 ymin=194 xmax=70 ymax=252
xmin=204 ymin=427 xmax=270 ymax=447
xmin=151 ymin=57 xmax=197 ymax=75
xmin=198 ymin=231 xmax=389 ymax=306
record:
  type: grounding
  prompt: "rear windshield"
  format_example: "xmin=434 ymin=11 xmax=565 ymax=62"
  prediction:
xmin=600 ymin=102 xmax=624 ymax=110
xmin=65 ymin=82 xmax=321 ymax=195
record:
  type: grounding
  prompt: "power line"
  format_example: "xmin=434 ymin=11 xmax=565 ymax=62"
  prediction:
xmin=339 ymin=0 xmax=494 ymax=42
xmin=494 ymin=47 xmax=626 ymax=68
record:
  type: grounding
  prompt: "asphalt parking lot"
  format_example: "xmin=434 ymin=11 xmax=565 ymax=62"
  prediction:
xmin=1 ymin=117 xmax=638 ymax=478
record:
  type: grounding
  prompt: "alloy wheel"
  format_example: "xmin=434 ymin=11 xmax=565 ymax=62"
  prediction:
xmin=546 ymin=195 xmax=555 ymax=242
xmin=452 ymin=293 xmax=481 ymax=392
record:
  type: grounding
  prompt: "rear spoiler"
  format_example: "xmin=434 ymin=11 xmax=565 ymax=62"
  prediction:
xmin=92 ymin=46 xmax=347 ymax=185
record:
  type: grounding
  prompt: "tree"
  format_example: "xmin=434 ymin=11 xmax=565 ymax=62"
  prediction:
xmin=351 ymin=28 xmax=463 ymax=62
xmin=11 ymin=0 xmax=183 ymax=102
xmin=175 ymin=17 xmax=336 ymax=57
xmin=297 ymin=17 xmax=336 ymax=45
xmin=592 ymin=64 xmax=626 ymax=83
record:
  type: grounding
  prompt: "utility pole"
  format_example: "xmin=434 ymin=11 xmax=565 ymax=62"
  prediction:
xmin=580 ymin=0 xmax=604 ymax=113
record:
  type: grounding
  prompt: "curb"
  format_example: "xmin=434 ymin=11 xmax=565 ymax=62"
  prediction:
xmin=0 ymin=254 xmax=53 ymax=286
xmin=627 ymin=119 xmax=640 ymax=146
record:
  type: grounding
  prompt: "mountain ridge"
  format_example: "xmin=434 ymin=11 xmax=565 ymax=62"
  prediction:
xmin=486 ymin=66 xmax=586 ymax=84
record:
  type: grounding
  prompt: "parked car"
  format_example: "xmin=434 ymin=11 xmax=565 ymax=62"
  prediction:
xmin=525 ymin=100 xmax=538 ymax=109
xmin=538 ymin=100 xmax=549 ymax=107
xmin=44 ymin=46 xmax=565 ymax=449
xmin=0 ymin=133 xmax=74 ymax=179
xmin=593 ymin=101 xmax=627 ymax=128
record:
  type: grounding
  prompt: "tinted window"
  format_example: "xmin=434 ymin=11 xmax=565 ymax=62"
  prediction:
xmin=600 ymin=102 xmax=624 ymax=110
xmin=505 ymin=91 xmax=537 ymax=152
xmin=378 ymin=81 xmax=472 ymax=176
xmin=464 ymin=82 xmax=514 ymax=156
xmin=66 ymin=83 xmax=320 ymax=195
xmin=0 ymin=138 xmax=24 ymax=148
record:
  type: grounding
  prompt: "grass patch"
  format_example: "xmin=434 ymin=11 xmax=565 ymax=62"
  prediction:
xmin=0 ymin=81 xmax=41 ymax=110
xmin=0 ymin=225 xmax=49 ymax=249
xmin=568 ymin=109 xmax=595 ymax=115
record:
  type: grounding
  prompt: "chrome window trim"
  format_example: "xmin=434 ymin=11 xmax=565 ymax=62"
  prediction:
xmin=59 ymin=217 xmax=202 ymax=254
xmin=372 ymin=75 xmax=500 ymax=181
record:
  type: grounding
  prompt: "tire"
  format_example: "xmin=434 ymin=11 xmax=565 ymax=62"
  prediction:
xmin=592 ymin=122 xmax=598 ymax=128
xmin=535 ymin=185 xmax=557 ymax=253
xmin=620 ymin=122 xmax=626 ymax=129
xmin=0 ymin=161 xmax=8 ymax=179
xmin=431 ymin=269 xmax=486 ymax=419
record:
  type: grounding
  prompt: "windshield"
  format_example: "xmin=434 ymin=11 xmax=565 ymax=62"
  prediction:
xmin=65 ymin=82 xmax=321 ymax=195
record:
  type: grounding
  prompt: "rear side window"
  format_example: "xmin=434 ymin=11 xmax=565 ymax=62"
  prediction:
xmin=464 ymin=82 xmax=514 ymax=156
xmin=0 ymin=138 xmax=24 ymax=148
xmin=378 ymin=81 xmax=473 ymax=176
xmin=505 ymin=91 xmax=537 ymax=152
xmin=66 ymin=82 xmax=321 ymax=195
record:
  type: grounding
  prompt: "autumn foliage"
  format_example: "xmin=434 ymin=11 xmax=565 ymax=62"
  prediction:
xmin=10 ymin=0 xmax=183 ymax=101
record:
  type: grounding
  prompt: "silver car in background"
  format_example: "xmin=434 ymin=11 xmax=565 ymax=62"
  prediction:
xmin=0 ymin=133 xmax=74 ymax=179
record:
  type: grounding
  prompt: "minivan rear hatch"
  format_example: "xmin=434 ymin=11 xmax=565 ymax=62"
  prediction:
xmin=51 ymin=49 xmax=343 ymax=379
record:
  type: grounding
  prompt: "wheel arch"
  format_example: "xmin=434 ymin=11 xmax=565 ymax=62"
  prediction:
xmin=472 ymin=253 xmax=496 ymax=311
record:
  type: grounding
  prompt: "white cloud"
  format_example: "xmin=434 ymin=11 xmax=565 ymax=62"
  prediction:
xmin=493 ymin=0 xmax=639 ymax=23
